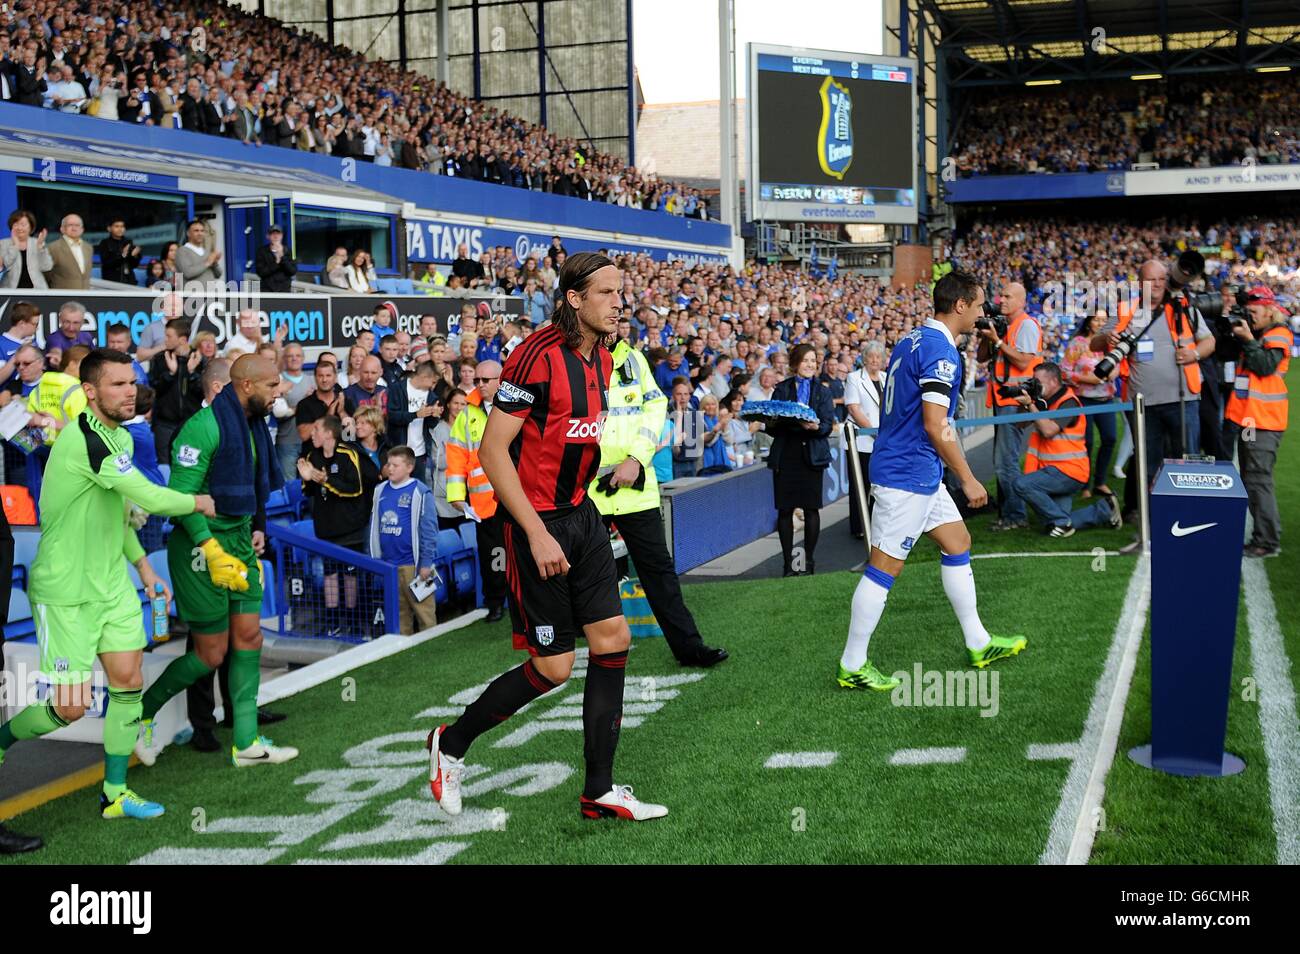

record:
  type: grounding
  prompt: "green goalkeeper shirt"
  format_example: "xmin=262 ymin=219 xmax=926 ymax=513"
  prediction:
xmin=29 ymin=410 xmax=197 ymax=606
xmin=167 ymin=405 xmax=256 ymax=546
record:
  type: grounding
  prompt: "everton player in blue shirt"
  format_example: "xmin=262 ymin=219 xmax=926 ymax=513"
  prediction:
xmin=837 ymin=270 xmax=1028 ymax=690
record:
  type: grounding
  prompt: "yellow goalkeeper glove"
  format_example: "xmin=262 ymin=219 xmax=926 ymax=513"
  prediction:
xmin=200 ymin=538 xmax=250 ymax=593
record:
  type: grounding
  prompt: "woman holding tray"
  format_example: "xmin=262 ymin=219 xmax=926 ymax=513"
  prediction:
xmin=768 ymin=343 xmax=837 ymax=576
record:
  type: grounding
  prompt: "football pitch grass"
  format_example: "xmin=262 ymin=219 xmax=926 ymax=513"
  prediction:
xmin=4 ymin=427 xmax=1295 ymax=865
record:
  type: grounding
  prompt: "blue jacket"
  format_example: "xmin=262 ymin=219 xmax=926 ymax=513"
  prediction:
xmin=125 ymin=418 xmax=166 ymax=485
xmin=368 ymin=478 xmax=438 ymax=569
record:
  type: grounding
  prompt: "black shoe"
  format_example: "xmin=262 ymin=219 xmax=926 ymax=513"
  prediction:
xmin=679 ymin=645 xmax=729 ymax=668
xmin=191 ymin=727 xmax=221 ymax=752
xmin=0 ymin=822 xmax=42 ymax=854
xmin=485 ymin=604 xmax=505 ymax=623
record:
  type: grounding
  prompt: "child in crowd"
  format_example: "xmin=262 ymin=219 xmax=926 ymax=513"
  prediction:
xmin=368 ymin=445 xmax=439 ymax=635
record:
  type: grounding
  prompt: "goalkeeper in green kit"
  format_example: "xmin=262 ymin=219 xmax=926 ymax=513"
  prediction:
xmin=0 ymin=350 xmax=215 ymax=823
xmin=136 ymin=353 xmax=299 ymax=767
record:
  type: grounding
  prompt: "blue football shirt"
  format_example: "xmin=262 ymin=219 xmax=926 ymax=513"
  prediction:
xmin=870 ymin=318 xmax=962 ymax=495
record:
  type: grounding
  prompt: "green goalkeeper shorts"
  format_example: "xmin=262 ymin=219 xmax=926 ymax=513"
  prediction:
xmin=167 ymin=527 xmax=265 ymax=634
xmin=36 ymin=584 xmax=145 ymax=686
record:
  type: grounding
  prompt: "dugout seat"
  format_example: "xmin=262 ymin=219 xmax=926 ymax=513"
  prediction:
xmin=4 ymin=587 xmax=35 ymax=641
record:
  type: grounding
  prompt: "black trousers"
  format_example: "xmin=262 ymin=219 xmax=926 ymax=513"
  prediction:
xmin=602 ymin=506 xmax=704 ymax=661
xmin=847 ymin=450 xmax=872 ymax=537
xmin=186 ymin=633 xmax=232 ymax=733
xmin=477 ymin=509 xmax=508 ymax=608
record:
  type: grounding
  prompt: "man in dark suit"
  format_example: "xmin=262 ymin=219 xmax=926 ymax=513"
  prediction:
xmin=13 ymin=46 xmax=46 ymax=107
xmin=97 ymin=218 xmax=142 ymax=285
xmin=0 ymin=36 xmax=16 ymax=102
xmin=177 ymin=78 xmax=204 ymax=132
xmin=200 ymin=86 xmax=225 ymax=135
xmin=119 ymin=71 xmax=160 ymax=124
xmin=253 ymin=225 xmax=297 ymax=292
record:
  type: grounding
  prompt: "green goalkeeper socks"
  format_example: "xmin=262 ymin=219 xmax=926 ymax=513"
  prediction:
xmin=0 ymin=700 xmax=69 ymax=752
xmin=141 ymin=651 xmax=214 ymax=720
xmin=103 ymin=687 xmax=142 ymax=801
xmin=229 ymin=649 xmax=262 ymax=751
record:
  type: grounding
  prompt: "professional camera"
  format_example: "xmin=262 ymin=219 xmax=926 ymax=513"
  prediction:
xmin=1093 ymin=331 xmax=1139 ymax=381
xmin=1166 ymin=248 xmax=1224 ymax=318
xmin=974 ymin=300 xmax=1008 ymax=338
xmin=997 ymin=375 xmax=1043 ymax=406
xmin=1190 ymin=282 xmax=1250 ymax=326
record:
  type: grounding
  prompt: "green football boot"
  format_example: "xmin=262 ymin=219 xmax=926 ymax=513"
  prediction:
xmin=968 ymin=634 xmax=1028 ymax=669
xmin=837 ymin=661 xmax=902 ymax=691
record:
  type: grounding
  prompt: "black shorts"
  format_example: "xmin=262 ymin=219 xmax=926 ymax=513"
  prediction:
xmin=505 ymin=498 xmax=622 ymax=657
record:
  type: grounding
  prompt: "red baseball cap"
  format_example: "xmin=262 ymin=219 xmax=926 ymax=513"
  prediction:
xmin=1245 ymin=285 xmax=1276 ymax=304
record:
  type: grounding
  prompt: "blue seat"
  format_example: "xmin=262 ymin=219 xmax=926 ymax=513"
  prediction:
xmin=374 ymin=278 xmax=399 ymax=293
xmin=284 ymin=478 xmax=304 ymax=516
xmin=395 ymin=279 xmax=415 ymax=294
xmin=457 ymin=521 xmax=477 ymax=553
xmin=5 ymin=587 xmax=35 ymax=640
xmin=12 ymin=529 xmax=40 ymax=588
xmin=265 ymin=486 xmax=293 ymax=516
xmin=435 ymin=529 xmax=465 ymax=559
xmin=451 ymin=549 xmax=476 ymax=601
xmin=287 ymin=519 xmax=317 ymax=565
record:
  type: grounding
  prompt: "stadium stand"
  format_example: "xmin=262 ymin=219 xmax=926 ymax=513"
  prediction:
xmin=952 ymin=74 xmax=1300 ymax=176
xmin=0 ymin=0 xmax=708 ymax=217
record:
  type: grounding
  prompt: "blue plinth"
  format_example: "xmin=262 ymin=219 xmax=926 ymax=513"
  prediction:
xmin=1128 ymin=461 xmax=1249 ymax=778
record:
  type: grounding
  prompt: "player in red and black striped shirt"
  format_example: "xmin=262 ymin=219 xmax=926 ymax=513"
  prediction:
xmin=427 ymin=253 xmax=667 ymax=822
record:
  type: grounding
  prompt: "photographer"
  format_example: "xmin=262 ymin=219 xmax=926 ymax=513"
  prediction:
xmin=976 ymin=281 xmax=1042 ymax=531
xmin=1011 ymin=363 xmax=1123 ymax=537
xmin=1223 ymin=286 xmax=1292 ymax=559
xmin=1093 ymin=259 xmax=1215 ymax=533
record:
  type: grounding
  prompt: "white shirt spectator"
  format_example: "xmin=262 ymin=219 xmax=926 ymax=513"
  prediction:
xmin=843 ymin=368 xmax=884 ymax=452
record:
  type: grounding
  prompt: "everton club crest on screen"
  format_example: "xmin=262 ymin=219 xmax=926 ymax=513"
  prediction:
xmin=818 ymin=76 xmax=853 ymax=180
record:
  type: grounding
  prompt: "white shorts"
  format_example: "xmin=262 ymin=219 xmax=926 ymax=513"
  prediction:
xmin=870 ymin=484 xmax=963 ymax=560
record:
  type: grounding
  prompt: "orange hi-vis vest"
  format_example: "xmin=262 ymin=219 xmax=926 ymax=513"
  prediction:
xmin=986 ymin=311 xmax=1042 ymax=408
xmin=1024 ymin=386 xmax=1090 ymax=484
xmin=1114 ymin=300 xmax=1202 ymax=394
xmin=1226 ymin=325 xmax=1291 ymax=432
xmin=445 ymin=387 xmax=498 ymax=518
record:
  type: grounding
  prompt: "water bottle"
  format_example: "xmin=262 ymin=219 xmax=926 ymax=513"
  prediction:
xmin=151 ymin=583 xmax=169 ymax=641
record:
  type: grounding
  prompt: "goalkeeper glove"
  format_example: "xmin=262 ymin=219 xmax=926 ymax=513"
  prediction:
xmin=200 ymin=538 xmax=249 ymax=593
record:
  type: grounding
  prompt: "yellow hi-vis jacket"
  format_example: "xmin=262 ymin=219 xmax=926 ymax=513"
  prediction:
xmin=589 ymin=340 xmax=667 ymax=517
xmin=27 ymin=372 xmax=86 ymax=444
xmin=445 ymin=387 xmax=497 ymax=518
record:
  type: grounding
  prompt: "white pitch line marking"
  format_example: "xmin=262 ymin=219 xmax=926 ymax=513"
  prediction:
xmin=1027 ymin=742 xmax=1081 ymax=762
xmin=764 ymin=751 xmax=839 ymax=769
xmin=888 ymin=746 xmax=967 ymax=766
xmin=1040 ymin=553 xmax=1150 ymax=866
xmin=1241 ymin=559 xmax=1300 ymax=865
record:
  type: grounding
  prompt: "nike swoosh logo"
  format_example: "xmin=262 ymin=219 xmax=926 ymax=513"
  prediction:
xmin=1171 ymin=521 xmax=1217 ymax=537
xmin=240 ymin=752 xmax=271 ymax=761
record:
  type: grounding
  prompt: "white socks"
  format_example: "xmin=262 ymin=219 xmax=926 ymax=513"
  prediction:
xmin=940 ymin=552 xmax=990 ymax=651
xmin=840 ymin=566 xmax=894 ymax=671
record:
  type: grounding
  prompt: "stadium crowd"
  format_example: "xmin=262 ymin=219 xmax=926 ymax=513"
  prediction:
xmin=2 ymin=208 xmax=1297 ymax=576
xmin=0 ymin=0 xmax=708 ymax=217
xmin=953 ymin=74 xmax=1300 ymax=176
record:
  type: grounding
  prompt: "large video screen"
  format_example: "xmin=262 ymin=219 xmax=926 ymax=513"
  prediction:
xmin=748 ymin=44 xmax=917 ymax=224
